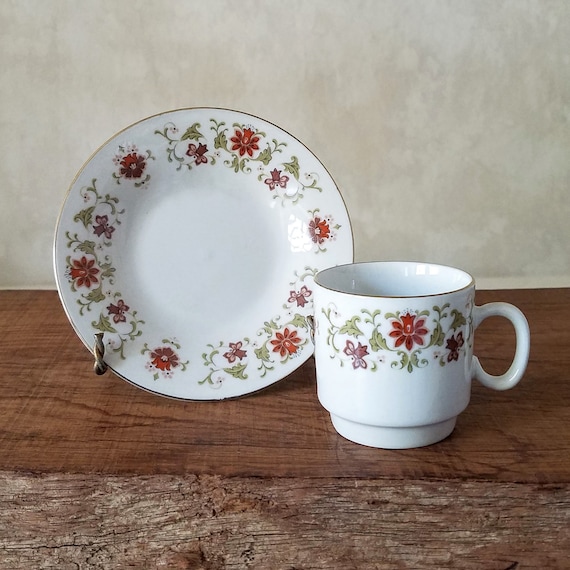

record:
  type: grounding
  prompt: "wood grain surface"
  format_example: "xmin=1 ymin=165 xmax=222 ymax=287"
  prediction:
xmin=1 ymin=471 xmax=568 ymax=569
xmin=1 ymin=289 xmax=569 ymax=568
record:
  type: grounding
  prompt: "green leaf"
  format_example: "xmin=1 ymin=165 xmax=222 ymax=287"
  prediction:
xmin=74 ymin=206 xmax=95 ymax=228
xmin=282 ymin=156 xmax=300 ymax=179
xmin=213 ymin=130 xmax=227 ymax=150
xmin=409 ymin=350 xmax=428 ymax=371
xmin=223 ymin=363 xmax=248 ymax=380
xmin=257 ymin=146 xmax=273 ymax=166
xmin=99 ymin=264 xmax=115 ymax=280
xmin=450 ymin=309 xmax=467 ymax=330
xmin=369 ymin=328 xmax=389 ymax=352
xmin=433 ymin=303 xmax=450 ymax=319
xmin=428 ymin=323 xmax=446 ymax=348
xmin=339 ymin=316 xmax=363 ymax=337
xmin=262 ymin=319 xmax=280 ymax=335
xmin=391 ymin=350 xmax=409 ymax=371
xmin=229 ymin=154 xmax=240 ymax=172
xmin=85 ymin=285 xmax=106 ymax=304
xmin=181 ymin=123 xmax=203 ymax=141
xmin=91 ymin=313 xmax=116 ymax=333
xmin=288 ymin=313 xmax=310 ymax=330
xmin=75 ymin=240 xmax=97 ymax=256
xmin=254 ymin=344 xmax=271 ymax=363
xmin=362 ymin=309 xmax=381 ymax=325
xmin=384 ymin=311 xmax=400 ymax=320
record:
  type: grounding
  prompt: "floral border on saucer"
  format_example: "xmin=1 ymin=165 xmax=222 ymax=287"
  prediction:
xmin=155 ymin=119 xmax=324 ymax=204
xmin=199 ymin=267 xmax=317 ymax=389
xmin=61 ymin=113 xmax=348 ymax=390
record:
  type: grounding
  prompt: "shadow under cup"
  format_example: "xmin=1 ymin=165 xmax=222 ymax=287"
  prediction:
xmin=312 ymin=261 xmax=530 ymax=449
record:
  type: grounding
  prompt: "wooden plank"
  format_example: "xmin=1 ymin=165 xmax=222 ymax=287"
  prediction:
xmin=0 ymin=290 xmax=569 ymax=482
xmin=0 ymin=471 xmax=568 ymax=569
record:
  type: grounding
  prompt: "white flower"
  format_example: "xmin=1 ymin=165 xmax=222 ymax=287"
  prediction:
xmin=212 ymin=374 xmax=225 ymax=389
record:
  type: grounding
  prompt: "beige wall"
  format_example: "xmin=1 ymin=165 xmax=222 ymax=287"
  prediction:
xmin=1 ymin=0 xmax=569 ymax=289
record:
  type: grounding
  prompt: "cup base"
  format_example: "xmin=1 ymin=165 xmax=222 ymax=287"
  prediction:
xmin=329 ymin=414 xmax=457 ymax=449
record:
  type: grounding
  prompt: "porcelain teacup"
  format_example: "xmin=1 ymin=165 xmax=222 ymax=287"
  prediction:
xmin=311 ymin=261 xmax=530 ymax=449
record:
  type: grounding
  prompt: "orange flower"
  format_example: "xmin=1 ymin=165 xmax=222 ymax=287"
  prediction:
xmin=230 ymin=127 xmax=260 ymax=157
xmin=270 ymin=327 xmax=302 ymax=358
xmin=309 ymin=216 xmax=331 ymax=244
xmin=69 ymin=256 xmax=100 ymax=288
xmin=389 ymin=312 xmax=429 ymax=351
xmin=120 ymin=152 xmax=146 ymax=178
xmin=150 ymin=347 xmax=180 ymax=371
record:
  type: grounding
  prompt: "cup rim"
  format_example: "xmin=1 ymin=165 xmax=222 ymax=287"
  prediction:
xmin=315 ymin=260 xmax=476 ymax=299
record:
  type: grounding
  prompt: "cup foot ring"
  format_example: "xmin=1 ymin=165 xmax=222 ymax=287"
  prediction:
xmin=329 ymin=415 xmax=457 ymax=449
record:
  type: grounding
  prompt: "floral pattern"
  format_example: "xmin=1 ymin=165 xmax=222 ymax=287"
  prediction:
xmin=113 ymin=144 xmax=154 ymax=187
xmin=307 ymin=209 xmax=340 ymax=252
xmin=155 ymin=118 xmax=326 ymax=204
xmin=64 ymin=179 xmax=144 ymax=359
xmin=67 ymin=255 xmax=100 ymax=289
xmin=445 ymin=332 xmax=465 ymax=362
xmin=58 ymin=110 xmax=352 ymax=397
xmin=200 ymin=267 xmax=318 ymax=387
xmin=224 ymin=341 xmax=247 ymax=363
xmin=142 ymin=339 xmax=189 ymax=381
xmin=288 ymin=285 xmax=312 ymax=308
xmin=230 ymin=127 xmax=260 ymax=157
xmin=186 ymin=142 xmax=209 ymax=165
xmin=389 ymin=312 xmax=429 ymax=351
xmin=92 ymin=215 xmax=115 ymax=239
xmin=343 ymin=340 xmax=370 ymax=370
xmin=270 ymin=327 xmax=303 ymax=358
xmin=322 ymin=301 xmax=473 ymax=373
xmin=107 ymin=299 xmax=130 ymax=324
xmin=264 ymin=168 xmax=289 ymax=191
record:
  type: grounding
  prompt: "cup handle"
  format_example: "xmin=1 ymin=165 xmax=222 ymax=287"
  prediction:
xmin=471 ymin=302 xmax=530 ymax=390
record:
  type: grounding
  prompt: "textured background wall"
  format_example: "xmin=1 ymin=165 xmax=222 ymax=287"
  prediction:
xmin=1 ymin=0 xmax=569 ymax=289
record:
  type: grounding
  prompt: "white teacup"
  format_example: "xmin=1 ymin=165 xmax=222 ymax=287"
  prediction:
xmin=311 ymin=261 xmax=530 ymax=449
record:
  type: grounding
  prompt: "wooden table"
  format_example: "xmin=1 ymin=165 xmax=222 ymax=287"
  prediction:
xmin=0 ymin=289 xmax=568 ymax=568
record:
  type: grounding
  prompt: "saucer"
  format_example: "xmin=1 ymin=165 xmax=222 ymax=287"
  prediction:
xmin=54 ymin=108 xmax=353 ymax=399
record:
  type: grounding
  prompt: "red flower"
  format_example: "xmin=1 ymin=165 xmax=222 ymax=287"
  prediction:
xmin=68 ymin=256 xmax=100 ymax=288
xmin=343 ymin=340 xmax=369 ymax=369
xmin=186 ymin=142 xmax=208 ymax=165
xmin=288 ymin=285 xmax=312 ymax=308
xmin=389 ymin=312 xmax=429 ymax=351
xmin=230 ymin=127 xmax=260 ymax=157
xmin=308 ymin=217 xmax=331 ymax=244
xmin=107 ymin=299 xmax=130 ymax=324
xmin=446 ymin=332 xmax=465 ymax=362
xmin=223 ymin=341 xmax=247 ymax=363
xmin=120 ymin=152 xmax=146 ymax=178
xmin=264 ymin=168 xmax=289 ymax=190
xmin=150 ymin=347 xmax=180 ymax=371
xmin=270 ymin=327 xmax=302 ymax=358
xmin=93 ymin=214 xmax=115 ymax=240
